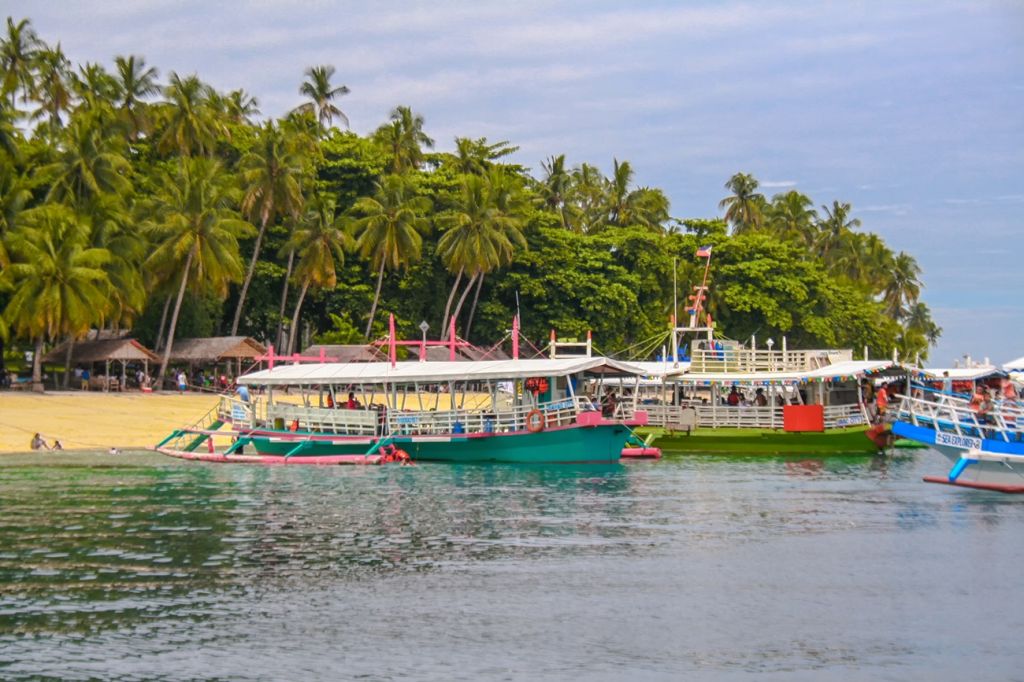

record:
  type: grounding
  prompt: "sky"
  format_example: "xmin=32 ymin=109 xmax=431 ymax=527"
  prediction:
xmin=4 ymin=0 xmax=1022 ymax=366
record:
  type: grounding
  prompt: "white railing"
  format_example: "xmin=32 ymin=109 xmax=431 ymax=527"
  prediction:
xmin=896 ymin=394 xmax=1023 ymax=443
xmin=629 ymin=400 xmax=866 ymax=430
xmin=386 ymin=396 xmax=592 ymax=436
xmin=823 ymin=403 xmax=868 ymax=429
xmin=689 ymin=348 xmax=853 ymax=373
xmin=269 ymin=404 xmax=381 ymax=436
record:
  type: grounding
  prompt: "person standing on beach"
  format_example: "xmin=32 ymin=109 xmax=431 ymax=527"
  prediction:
xmin=177 ymin=370 xmax=187 ymax=394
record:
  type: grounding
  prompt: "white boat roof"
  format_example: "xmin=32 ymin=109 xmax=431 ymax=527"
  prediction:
xmin=916 ymin=366 xmax=1006 ymax=381
xmin=670 ymin=360 xmax=899 ymax=385
xmin=238 ymin=357 xmax=648 ymax=386
xmin=627 ymin=360 xmax=691 ymax=378
xmin=1003 ymin=356 xmax=1024 ymax=372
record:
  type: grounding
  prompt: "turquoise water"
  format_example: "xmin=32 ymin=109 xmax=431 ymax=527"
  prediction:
xmin=1 ymin=450 xmax=1021 ymax=680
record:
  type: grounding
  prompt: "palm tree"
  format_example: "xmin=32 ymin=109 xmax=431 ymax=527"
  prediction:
xmin=453 ymin=136 xmax=518 ymax=175
xmin=349 ymin=174 xmax=431 ymax=338
xmin=156 ymin=72 xmax=221 ymax=157
xmin=142 ymin=158 xmax=253 ymax=383
xmin=373 ymin=105 xmax=434 ymax=173
xmin=905 ymin=302 xmax=941 ymax=345
xmin=1 ymin=204 xmax=112 ymax=391
xmin=817 ymin=200 xmax=861 ymax=261
xmin=539 ymin=154 xmax=574 ymax=229
xmin=437 ymin=172 xmax=526 ymax=337
xmin=28 ymin=45 xmax=72 ymax=135
xmin=0 ymin=154 xmax=30 ymax=267
xmin=113 ymin=55 xmax=159 ymax=140
xmin=568 ymin=162 xmax=609 ymax=233
xmin=281 ymin=195 xmax=352 ymax=353
xmin=1 ymin=17 xmax=41 ymax=107
xmin=231 ymin=121 xmax=307 ymax=335
xmin=766 ymin=190 xmax=817 ymax=245
xmin=293 ymin=65 xmax=350 ymax=129
xmin=718 ymin=172 xmax=765 ymax=234
xmin=40 ymin=117 xmax=131 ymax=205
xmin=881 ymin=251 xmax=922 ymax=319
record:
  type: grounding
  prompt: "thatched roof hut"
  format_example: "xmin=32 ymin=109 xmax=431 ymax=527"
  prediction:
xmin=43 ymin=337 xmax=158 ymax=365
xmin=300 ymin=344 xmax=386 ymax=363
xmin=168 ymin=337 xmax=266 ymax=364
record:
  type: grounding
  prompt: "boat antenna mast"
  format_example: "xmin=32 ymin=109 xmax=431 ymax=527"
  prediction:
xmin=671 ymin=245 xmax=715 ymax=368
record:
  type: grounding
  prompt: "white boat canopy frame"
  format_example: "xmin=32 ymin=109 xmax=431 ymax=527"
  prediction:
xmin=667 ymin=360 xmax=900 ymax=386
xmin=237 ymin=357 xmax=649 ymax=387
xmin=914 ymin=366 xmax=1006 ymax=382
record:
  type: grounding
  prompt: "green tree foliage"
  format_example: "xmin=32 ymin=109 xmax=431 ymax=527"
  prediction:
xmin=0 ymin=15 xmax=942 ymax=386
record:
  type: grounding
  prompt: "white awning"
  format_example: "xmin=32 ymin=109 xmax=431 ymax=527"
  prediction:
xmin=1003 ymin=356 xmax=1024 ymax=372
xmin=238 ymin=357 xmax=649 ymax=386
xmin=670 ymin=360 xmax=899 ymax=385
xmin=916 ymin=366 xmax=1006 ymax=381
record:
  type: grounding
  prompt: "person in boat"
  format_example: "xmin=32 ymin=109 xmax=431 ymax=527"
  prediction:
xmin=30 ymin=433 xmax=49 ymax=450
xmin=601 ymin=388 xmax=618 ymax=417
xmin=875 ymin=383 xmax=890 ymax=422
xmin=235 ymin=384 xmax=250 ymax=403
xmin=346 ymin=391 xmax=361 ymax=409
xmin=941 ymin=371 xmax=952 ymax=398
xmin=726 ymin=387 xmax=741 ymax=407
xmin=754 ymin=388 xmax=768 ymax=407
xmin=969 ymin=385 xmax=993 ymax=422
xmin=326 ymin=393 xmax=335 ymax=408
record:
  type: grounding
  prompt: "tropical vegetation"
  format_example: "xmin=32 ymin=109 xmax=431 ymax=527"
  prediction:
xmin=0 ymin=17 xmax=939 ymax=390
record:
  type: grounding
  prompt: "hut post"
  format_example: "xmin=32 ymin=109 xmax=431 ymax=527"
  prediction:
xmin=105 ymin=358 xmax=110 ymax=392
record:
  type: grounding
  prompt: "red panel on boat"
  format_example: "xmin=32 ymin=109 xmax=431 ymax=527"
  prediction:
xmin=783 ymin=405 xmax=824 ymax=432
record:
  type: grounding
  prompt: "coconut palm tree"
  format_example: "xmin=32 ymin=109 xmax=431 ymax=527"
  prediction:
xmin=538 ymin=154 xmax=574 ymax=229
xmin=113 ymin=55 xmax=159 ymax=140
xmin=231 ymin=121 xmax=307 ymax=335
xmin=437 ymin=172 xmax=526 ymax=337
xmin=1 ymin=17 xmax=41 ymax=107
xmin=766 ymin=190 xmax=817 ymax=245
xmin=718 ymin=172 xmax=765 ymax=234
xmin=293 ymin=65 xmax=350 ymax=130
xmin=349 ymin=174 xmax=431 ymax=338
xmin=881 ymin=251 xmax=922 ymax=319
xmin=567 ymin=162 xmax=609 ymax=233
xmin=374 ymin=105 xmax=434 ymax=174
xmin=453 ymin=136 xmax=518 ymax=175
xmin=281 ymin=195 xmax=352 ymax=353
xmin=1 ymin=204 xmax=112 ymax=391
xmin=817 ymin=200 xmax=861 ymax=262
xmin=0 ymin=154 xmax=30 ymax=267
xmin=28 ymin=44 xmax=72 ymax=135
xmin=142 ymin=157 xmax=253 ymax=383
xmin=156 ymin=72 xmax=221 ymax=157
xmin=40 ymin=117 xmax=131 ymax=205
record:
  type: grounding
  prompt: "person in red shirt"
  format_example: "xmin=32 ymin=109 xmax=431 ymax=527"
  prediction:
xmin=875 ymin=383 xmax=890 ymax=421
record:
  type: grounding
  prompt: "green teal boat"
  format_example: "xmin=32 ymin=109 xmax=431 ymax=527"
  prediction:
xmin=156 ymin=355 xmax=654 ymax=465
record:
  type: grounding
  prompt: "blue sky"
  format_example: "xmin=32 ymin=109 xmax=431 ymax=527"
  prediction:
xmin=5 ymin=1 xmax=1022 ymax=366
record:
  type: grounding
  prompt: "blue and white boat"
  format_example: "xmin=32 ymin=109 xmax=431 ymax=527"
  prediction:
xmin=893 ymin=393 xmax=1024 ymax=493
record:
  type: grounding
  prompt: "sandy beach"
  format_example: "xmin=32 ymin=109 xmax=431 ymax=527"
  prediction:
xmin=0 ymin=391 xmax=220 ymax=454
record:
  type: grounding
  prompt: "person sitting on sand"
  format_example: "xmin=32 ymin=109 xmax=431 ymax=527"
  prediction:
xmin=30 ymin=433 xmax=50 ymax=450
xmin=52 ymin=440 xmax=64 ymax=451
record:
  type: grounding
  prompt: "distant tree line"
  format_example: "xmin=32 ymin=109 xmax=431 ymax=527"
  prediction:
xmin=0 ymin=17 xmax=938 ymax=390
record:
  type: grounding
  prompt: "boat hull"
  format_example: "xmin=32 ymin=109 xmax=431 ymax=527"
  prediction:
xmin=641 ymin=425 xmax=881 ymax=455
xmin=246 ymin=422 xmax=633 ymax=464
xmin=893 ymin=421 xmax=1024 ymax=493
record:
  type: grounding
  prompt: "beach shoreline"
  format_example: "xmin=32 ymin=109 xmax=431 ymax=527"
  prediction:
xmin=0 ymin=391 xmax=220 ymax=454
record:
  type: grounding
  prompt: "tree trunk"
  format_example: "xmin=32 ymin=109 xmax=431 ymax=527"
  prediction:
xmin=440 ymin=267 xmax=463 ymax=339
xmin=449 ymin=271 xmax=479 ymax=340
xmin=275 ymin=249 xmax=295 ymax=350
xmin=231 ymin=212 xmax=270 ymax=336
xmin=288 ymin=280 xmax=311 ymax=355
xmin=31 ymin=337 xmax=44 ymax=393
xmin=364 ymin=260 xmax=386 ymax=339
xmin=62 ymin=336 xmax=75 ymax=389
xmin=464 ymin=273 xmax=486 ymax=340
xmin=157 ymin=248 xmax=195 ymax=389
xmin=154 ymin=294 xmax=172 ymax=352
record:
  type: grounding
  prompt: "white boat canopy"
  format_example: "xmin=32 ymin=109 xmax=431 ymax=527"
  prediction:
xmin=238 ymin=357 xmax=649 ymax=387
xmin=668 ymin=360 xmax=899 ymax=386
xmin=914 ymin=366 xmax=1006 ymax=381
xmin=627 ymin=360 xmax=692 ymax=379
xmin=1003 ymin=356 xmax=1024 ymax=373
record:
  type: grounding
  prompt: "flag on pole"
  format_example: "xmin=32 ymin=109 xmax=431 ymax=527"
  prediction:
xmin=696 ymin=245 xmax=712 ymax=258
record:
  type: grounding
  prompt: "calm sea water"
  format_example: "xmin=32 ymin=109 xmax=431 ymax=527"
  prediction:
xmin=0 ymin=449 xmax=1021 ymax=681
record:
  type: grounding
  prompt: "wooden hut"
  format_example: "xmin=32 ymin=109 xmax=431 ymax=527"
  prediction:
xmin=43 ymin=337 xmax=158 ymax=391
xmin=300 ymin=344 xmax=386 ymax=363
xmin=168 ymin=336 xmax=267 ymax=379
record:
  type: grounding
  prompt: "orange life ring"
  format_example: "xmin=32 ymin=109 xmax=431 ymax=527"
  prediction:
xmin=524 ymin=377 xmax=549 ymax=395
xmin=526 ymin=409 xmax=545 ymax=433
